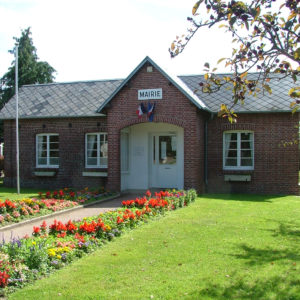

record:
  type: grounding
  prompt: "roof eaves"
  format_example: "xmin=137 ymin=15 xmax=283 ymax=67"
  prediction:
xmin=0 ymin=113 xmax=106 ymax=120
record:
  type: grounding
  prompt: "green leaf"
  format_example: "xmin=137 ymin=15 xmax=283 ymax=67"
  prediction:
xmin=245 ymin=21 xmax=249 ymax=31
xmin=217 ymin=58 xmax=226 ymax=64
xmin=229 ymin=17 xmax=237 ymax=27
xmin=263 ymin=84 xmax=272 ymax=94
xmin=192 ymin=0 xmax=203 ymax=15
xmin=292 ymin=73 xmax=297 ymax=83
xmin=288 ymin=87 xmax=300 ymax=98
xmin=294 ymin=48 xmax=300 ymax=61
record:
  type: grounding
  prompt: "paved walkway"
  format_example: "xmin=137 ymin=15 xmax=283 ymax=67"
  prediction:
xmin=0 ymin=193 xmax=138 ymax=241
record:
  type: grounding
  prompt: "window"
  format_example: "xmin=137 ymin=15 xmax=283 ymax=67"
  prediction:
xmin=86 ymin=133 xmax=108 ymax=168
xmin=223 ymin=131 xmax=254 ymax=170
xmin=36 ymin=134 xmax=59 ymax=168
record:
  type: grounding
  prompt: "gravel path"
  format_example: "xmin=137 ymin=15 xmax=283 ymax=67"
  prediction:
xmin=0 ymin=193 xmax=138 ymax=241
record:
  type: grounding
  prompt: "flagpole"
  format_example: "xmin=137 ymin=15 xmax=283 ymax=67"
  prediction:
xmin=15 ymin=44 xmax=20 ymax=194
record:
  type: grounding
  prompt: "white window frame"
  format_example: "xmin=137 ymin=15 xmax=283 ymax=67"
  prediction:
xmin=36 ymin=133 xmax=59 ymax=168
xmin=85 ymin=133 xmax=108 ymax=168
xmin=223 ymin=131 xmax=254 ymax=170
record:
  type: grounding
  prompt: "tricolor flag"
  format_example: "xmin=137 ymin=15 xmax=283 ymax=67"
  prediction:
xmin=147 ymin=102 xmax=155 ymax=122
xmin=136 ymin=103 xmax=146 ymax=118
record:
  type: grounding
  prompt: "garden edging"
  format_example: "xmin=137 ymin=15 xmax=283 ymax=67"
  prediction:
xmin=0 ymin=193 xmax=120 ymax=232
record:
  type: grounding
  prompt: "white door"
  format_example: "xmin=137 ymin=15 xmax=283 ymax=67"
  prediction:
xmin=151 ymin=134 xmax=178 ymax=188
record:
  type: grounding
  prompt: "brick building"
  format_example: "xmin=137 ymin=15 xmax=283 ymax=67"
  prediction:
xmin=0 ymin=57 xmax=298 ymax=194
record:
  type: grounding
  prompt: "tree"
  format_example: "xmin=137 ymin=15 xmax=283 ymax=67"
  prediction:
xmin=0 ymin=27 xmax=56 ymax=108
xmin=169 ymin=0 xmax=299 ymax=122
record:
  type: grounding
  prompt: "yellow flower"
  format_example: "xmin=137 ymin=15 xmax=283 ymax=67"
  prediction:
xmin=32 ymin=241 xmax=36 ymax=245
xmin=105 ymin=225 xmax=111 ymax=231
xmin=57 ymin=255 xmax=62 ymax=260
xmin=48 ymin=249 xmax=56 ymax=257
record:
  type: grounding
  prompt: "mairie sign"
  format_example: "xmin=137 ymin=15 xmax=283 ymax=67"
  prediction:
xmin=138 ymin=88 xmax=162 ymax=100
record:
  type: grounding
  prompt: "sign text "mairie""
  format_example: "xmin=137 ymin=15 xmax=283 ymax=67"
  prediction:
xmin=138 ymin=88 xmax=162 ymax=100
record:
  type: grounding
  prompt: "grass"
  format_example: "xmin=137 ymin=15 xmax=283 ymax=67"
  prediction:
xmin=8 ymin=193 xmax=300 ymax=299
xmin=0 ymin=182 xmax=47 ymax=201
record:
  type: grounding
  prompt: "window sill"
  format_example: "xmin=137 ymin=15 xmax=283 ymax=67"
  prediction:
xmin=36 ymin=166 xmax=59 ymax=169
xmin=82 ymin=171 xmax=108 ymax=177
xmin=223 ymin=167 xmax=254 ymax=171
xmin=85 ymin=166 xmax=108 ymax=169
xmin=34 ymin=171 xmax=56 ymax=177
xmin=224 ymin=174 xmax=251 ymax=182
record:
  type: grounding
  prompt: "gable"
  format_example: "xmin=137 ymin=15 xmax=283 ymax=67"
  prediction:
xmin=97 ymin=56 xmax=209 ymax=113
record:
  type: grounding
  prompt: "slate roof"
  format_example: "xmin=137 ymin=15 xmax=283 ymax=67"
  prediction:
xmin=179 ymin=73 xmax=295 ymax=113
xmin=0 ymin=79 xmax=123 ymax=119
xmin=0 ymin=57 xmax=295 ymax=120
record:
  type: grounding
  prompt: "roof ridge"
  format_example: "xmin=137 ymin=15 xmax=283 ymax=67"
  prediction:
xmin=178 ymin=72 xmax=283 ymax=77
xmin=22 ymin=78 xmax=124 ymax=87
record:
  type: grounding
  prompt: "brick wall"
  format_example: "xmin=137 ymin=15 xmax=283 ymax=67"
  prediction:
xmin=3 ymin=63 xmax=298 ymax=195
xmin=3 ymin=117 xmax=108 ymax=190
xmin=207 ymin=113 xmax=299 ymax=195
xmin=105 ymin=63 xmax=205 ymax=192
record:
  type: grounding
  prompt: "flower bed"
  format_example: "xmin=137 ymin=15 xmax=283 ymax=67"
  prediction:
xmin=38 ymin=187 xmax=109 ymax=204
xmin=0 ymin=189 xmax=197 ymax=295
xmin=0 ymin=187 xmax=114 ymax=227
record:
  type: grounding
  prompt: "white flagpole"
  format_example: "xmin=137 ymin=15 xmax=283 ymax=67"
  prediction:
xmin=15 ymin=44 xmax=20 ymax=194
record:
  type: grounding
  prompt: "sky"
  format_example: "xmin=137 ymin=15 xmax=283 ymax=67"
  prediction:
xmin=0 ymin=0 xmax=234 ymax=83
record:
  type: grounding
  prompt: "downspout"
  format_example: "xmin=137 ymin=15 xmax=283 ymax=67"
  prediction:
xmin=204 ymin=119 xmax=208 ymax=191
xmin=204 ymin=113 xmax=215 ymax=192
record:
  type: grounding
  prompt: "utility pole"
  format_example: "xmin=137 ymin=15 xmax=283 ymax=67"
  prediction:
xmin=15 ymin=44 xmax=20 ymax=194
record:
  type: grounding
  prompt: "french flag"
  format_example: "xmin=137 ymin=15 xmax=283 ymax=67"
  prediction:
xmin=136 ymin=103 xmax=146 ymax=118
xmin=148 ymin=102 xmax=155 ymax=122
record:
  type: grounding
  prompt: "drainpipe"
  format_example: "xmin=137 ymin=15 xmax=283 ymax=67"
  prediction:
xmin=204 ymin=113 xmax=215 ymax=192
xmin=204 ymin=119 xmax=208 ymax=190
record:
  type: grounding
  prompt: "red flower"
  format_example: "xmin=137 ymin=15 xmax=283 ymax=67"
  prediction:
xmin=0 ymin=271 xmax=10 ymax=287
xmin=49 ymin=219 xmax=67 ymax=233
xmin=40 ymin=221 xmax=47 ymax=232
xmin=74 ymin=233 xmax=85 ymax=243
xmin=117 ymin=216 xmax=124 ymax=224
xmin=66 ymin=220 xmax=77 ymax=233
xmin=79 ymin=221 xmax=96 ymax=234
xmin=33 ymin=226 xmax=40 ymax=236
xmin=4 ymin=199 xmax=16 ymax=209
xmin=129 ymin=213 xmax=135 ymax=220
xmin=135 ymin=210 xmax=142 ymax=218
xmin=57 ymin=232 xmax=66 ymax=238
xmin=146 ymin=190 xmax=151 ymax=197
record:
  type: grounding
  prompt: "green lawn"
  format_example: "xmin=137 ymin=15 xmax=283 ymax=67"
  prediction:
xmin=8 ymin=194 xmax=300 ymax=299
xmin=0 ymin=178 xmax=47 ymax=200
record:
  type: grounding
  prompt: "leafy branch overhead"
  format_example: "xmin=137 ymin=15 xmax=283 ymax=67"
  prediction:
xmin=170 ymin=0 xmax=300 ymax=122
